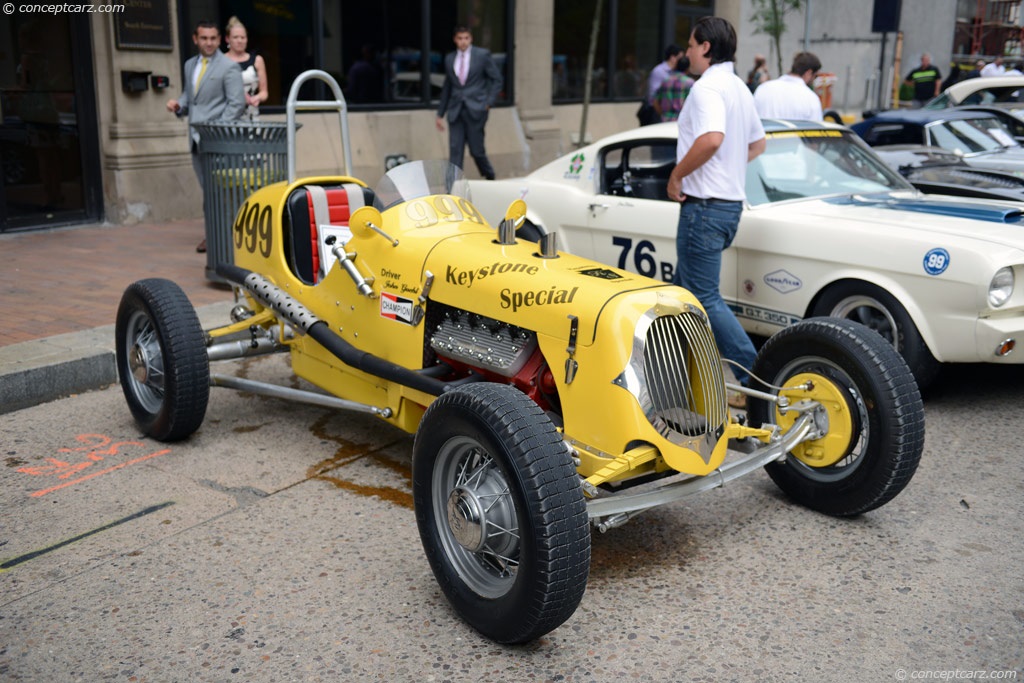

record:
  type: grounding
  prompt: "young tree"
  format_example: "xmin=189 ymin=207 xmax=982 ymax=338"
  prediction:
xmin=750 ymin=0 xmax=805 ymax=77
xmin=578 ymin=0 xmax=605 ymax=149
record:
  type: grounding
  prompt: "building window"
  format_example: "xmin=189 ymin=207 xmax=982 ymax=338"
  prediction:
xmin=553 ymin=0 xmax=711 ymax=104
xmin=179 ymin=0 xmax=511 ymax=111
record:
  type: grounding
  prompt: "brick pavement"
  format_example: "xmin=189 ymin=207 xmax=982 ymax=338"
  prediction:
xmin=0 ymin=219 xmax=233 ymax=348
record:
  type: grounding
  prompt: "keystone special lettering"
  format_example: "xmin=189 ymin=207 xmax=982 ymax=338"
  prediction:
xmin=501 ymin=286 xmax=578 ymax=312
xmin=446 ymin=262 xmax=539 ymax=287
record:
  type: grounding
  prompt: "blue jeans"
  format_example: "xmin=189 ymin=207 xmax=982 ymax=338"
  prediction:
xmin=673 ymin=199 xmax=757 ymax=384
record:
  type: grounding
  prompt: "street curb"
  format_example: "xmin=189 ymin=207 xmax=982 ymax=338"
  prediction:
xmin=0 ymin=302 xmax=234 ymax=415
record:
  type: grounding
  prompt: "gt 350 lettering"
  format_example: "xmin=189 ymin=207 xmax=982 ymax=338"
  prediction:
xmin=500 ymin=286 xmax=579 ymax=312
xmin=446 ymin=262 xmax=539 ymax=287
xmin=405 ymin=196 xmax=486 ymax=228
xmin=234 ymin=202 xmax=273 ymax=257
xmin=612 ymin=236 xmax=674 ymax=282
xmin=735 ymin=304 xmax=799 ymax=326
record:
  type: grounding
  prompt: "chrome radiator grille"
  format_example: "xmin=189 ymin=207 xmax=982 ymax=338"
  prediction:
xmin=620 ymin=309 xmax=728 ymax=448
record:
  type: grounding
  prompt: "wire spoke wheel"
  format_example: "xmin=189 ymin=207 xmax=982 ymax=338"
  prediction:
xmin=434 ymin=437 xmax=521 ymax=598
xmin=115 ymin=279 xmax=209 ymax=442
xmin=123 ymin=310 xmax=167 ymax=414
xmin=413 ymin=384 xmax=590 ymax=644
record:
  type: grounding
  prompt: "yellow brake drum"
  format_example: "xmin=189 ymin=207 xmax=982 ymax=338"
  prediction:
xmin=775 ymin=372 xmax=854 ymax=467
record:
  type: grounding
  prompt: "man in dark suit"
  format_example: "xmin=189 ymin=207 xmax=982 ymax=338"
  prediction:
xmin=435 ymin=26 xmax=503 ymax=180
xmin=167 ymin=20 xmax=245 ymax=251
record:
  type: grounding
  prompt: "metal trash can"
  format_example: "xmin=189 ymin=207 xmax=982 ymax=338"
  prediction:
xmin=193 ymin=121 xmax=290 ymax=282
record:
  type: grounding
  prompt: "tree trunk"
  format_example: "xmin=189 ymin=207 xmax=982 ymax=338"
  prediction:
xmin=578 ymin=0 xmax=604 ymax=149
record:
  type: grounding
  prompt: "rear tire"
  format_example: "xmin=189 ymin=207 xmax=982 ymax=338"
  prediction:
xmin=115 ymin=279 xmax=209 ymax=441
xmin=413 ymin=383 xmax=590 ymax=644
xmin=748 ymin=318 xmax=924 ymax=516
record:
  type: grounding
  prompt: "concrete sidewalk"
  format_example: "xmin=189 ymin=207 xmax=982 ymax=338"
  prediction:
xmin=0 ymin=219 xmax=235 ymax=414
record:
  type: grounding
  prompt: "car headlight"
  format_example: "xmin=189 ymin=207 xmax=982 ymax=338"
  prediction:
xmin=988 ymin=267 xmax=1014 ymax=307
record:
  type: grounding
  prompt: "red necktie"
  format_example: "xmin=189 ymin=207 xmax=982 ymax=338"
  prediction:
xmin=458 ymin=51 xmax=467 ymax=85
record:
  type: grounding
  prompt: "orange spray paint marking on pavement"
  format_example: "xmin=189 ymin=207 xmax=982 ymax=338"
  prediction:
xmin=16 ymin=433 xmax=173 ymax=497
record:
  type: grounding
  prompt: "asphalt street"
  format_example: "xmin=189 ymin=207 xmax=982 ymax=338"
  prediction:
xmin=1 ymin=354 xmax=1022 ymax=682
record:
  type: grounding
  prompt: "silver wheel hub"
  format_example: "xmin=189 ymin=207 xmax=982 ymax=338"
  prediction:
xmin=431 ymin=437 xmax=522 ymax=597
xmin=447 ymin=487 xmax=485 ymax=552
xmin=130 ymin=344 xmax=150 ymax=383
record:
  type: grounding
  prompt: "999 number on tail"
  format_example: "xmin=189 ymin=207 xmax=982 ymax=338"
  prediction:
xmin=612 ymin=236 xmax=675 ymax=282
xmin=234 ymin=201 xmax=273 ymax=257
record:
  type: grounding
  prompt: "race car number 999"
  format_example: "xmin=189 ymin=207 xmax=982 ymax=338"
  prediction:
xmin=234 ymin=202 xmax=273 ymax=257
xmin=405 ymin=197 xmax=486 ymax=229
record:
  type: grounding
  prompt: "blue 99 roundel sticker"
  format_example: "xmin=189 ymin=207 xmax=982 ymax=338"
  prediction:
xmin=923 ymin=248 xmax=950 ymax=276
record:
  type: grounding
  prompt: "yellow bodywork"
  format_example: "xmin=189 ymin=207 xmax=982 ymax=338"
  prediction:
xmin=218 ymin=177 xmax=775 ymax=484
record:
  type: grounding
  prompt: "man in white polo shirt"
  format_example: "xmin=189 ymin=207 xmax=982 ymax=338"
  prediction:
xmin=667 ymin=16 xmax=766 ymax=396
xmin=754 ymin=52 xmax=824 ymax=121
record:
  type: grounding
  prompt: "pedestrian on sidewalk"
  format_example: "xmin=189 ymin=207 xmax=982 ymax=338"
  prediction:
xmin=435 ymin=25 xmax=503 ymax=180
xmin=753 ymin=51 xmax=824 ymax=121
xmin=224 ymin=16 xmax=268 ymax=121
xmin=651 ymin=57 xmax=694 ymax=122
xmin=903 ymin=53 xmax=942 ymax=108
xmin=166 ymin=19 xmax=246 ymax=253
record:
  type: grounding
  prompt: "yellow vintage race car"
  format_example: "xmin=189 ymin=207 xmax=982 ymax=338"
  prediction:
xmin=114 ymin=75 xmax=923 ymax=645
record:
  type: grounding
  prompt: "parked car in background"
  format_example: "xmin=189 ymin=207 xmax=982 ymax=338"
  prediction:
xmin=851 ymin=108 xmax=1024 ymax=174
xmin=470 ymin=120 xmax=1024 ymax=389
xmin=924 ymin=75 xmax=1024 ymax=117
xmin=952 ymin=105 xmax=1024 ymax=143
xmin=873 ymin=145 xmax=1024 ymax=200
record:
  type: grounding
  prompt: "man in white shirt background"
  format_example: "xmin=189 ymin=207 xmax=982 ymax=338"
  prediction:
xmin=667 ymin=15 xmax=766 ymax=398
xmin=980 ymin=56 xmax=1006 ymax=78
xmin=753 ymin=52 xmax=824 ymax=121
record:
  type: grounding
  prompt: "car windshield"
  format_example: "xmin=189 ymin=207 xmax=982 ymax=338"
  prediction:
xmin=373 ymin=159 xmax=471 ymax=209
xmin=925 ymin=117 xmax=1019 ymax=155
xmin=746 ymin=130 xmax=913 ymax=206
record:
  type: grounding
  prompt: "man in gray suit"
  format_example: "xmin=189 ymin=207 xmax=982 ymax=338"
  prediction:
xmin=435 ymin=26 xmax=503 ymax=180
xmin=167 ymin=20 xmax=245 ymax=251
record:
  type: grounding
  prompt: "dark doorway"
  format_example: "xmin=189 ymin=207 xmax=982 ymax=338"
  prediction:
xmin=0 ymin=13 xmax=102 ymax=232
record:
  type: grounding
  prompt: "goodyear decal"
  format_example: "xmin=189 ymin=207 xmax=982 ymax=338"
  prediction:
xmin=764 ymin=269 xmax=802 ymax=294
xmin=923 ymin=248 xmax=950 ymax=276
xmin=500 ymin=286 xmax=578 ymax=313
xmin=381 ymin=292 xmax=415 ymax=324
xmin=446 ymin=262 xmax=539 ymax=287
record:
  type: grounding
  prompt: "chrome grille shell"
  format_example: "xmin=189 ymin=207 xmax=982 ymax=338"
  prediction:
xmin=613 ymin=302 xmax=729 ymax=462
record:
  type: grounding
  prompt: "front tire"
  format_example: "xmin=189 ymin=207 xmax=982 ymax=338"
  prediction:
xmin=811 ymin=281 xmax=940 ymax=390
xmin=115 ymin=279 xmax=209 ymax=441
xmin=412 ymin=384 xmax=590 ymax=644
xmin=748 ymin=318 xmax=924 ymax=516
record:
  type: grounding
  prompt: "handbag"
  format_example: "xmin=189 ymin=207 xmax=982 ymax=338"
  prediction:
xmin=636 ymin=101 xmax=658 ymax=126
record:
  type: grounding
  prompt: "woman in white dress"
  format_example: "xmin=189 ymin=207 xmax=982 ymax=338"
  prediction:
xmin=225 ymin=16 xmax=268 ymax=120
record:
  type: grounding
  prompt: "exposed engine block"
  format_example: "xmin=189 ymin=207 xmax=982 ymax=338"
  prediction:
xmin=428 ymin=306 xmax=537 ymax=377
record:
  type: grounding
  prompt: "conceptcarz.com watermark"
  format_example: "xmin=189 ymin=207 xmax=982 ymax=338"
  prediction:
xmin=3 ymin=3 xmax=125 ymax=14
xmin=895 ymin=670 xmax=1019 ymax=681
